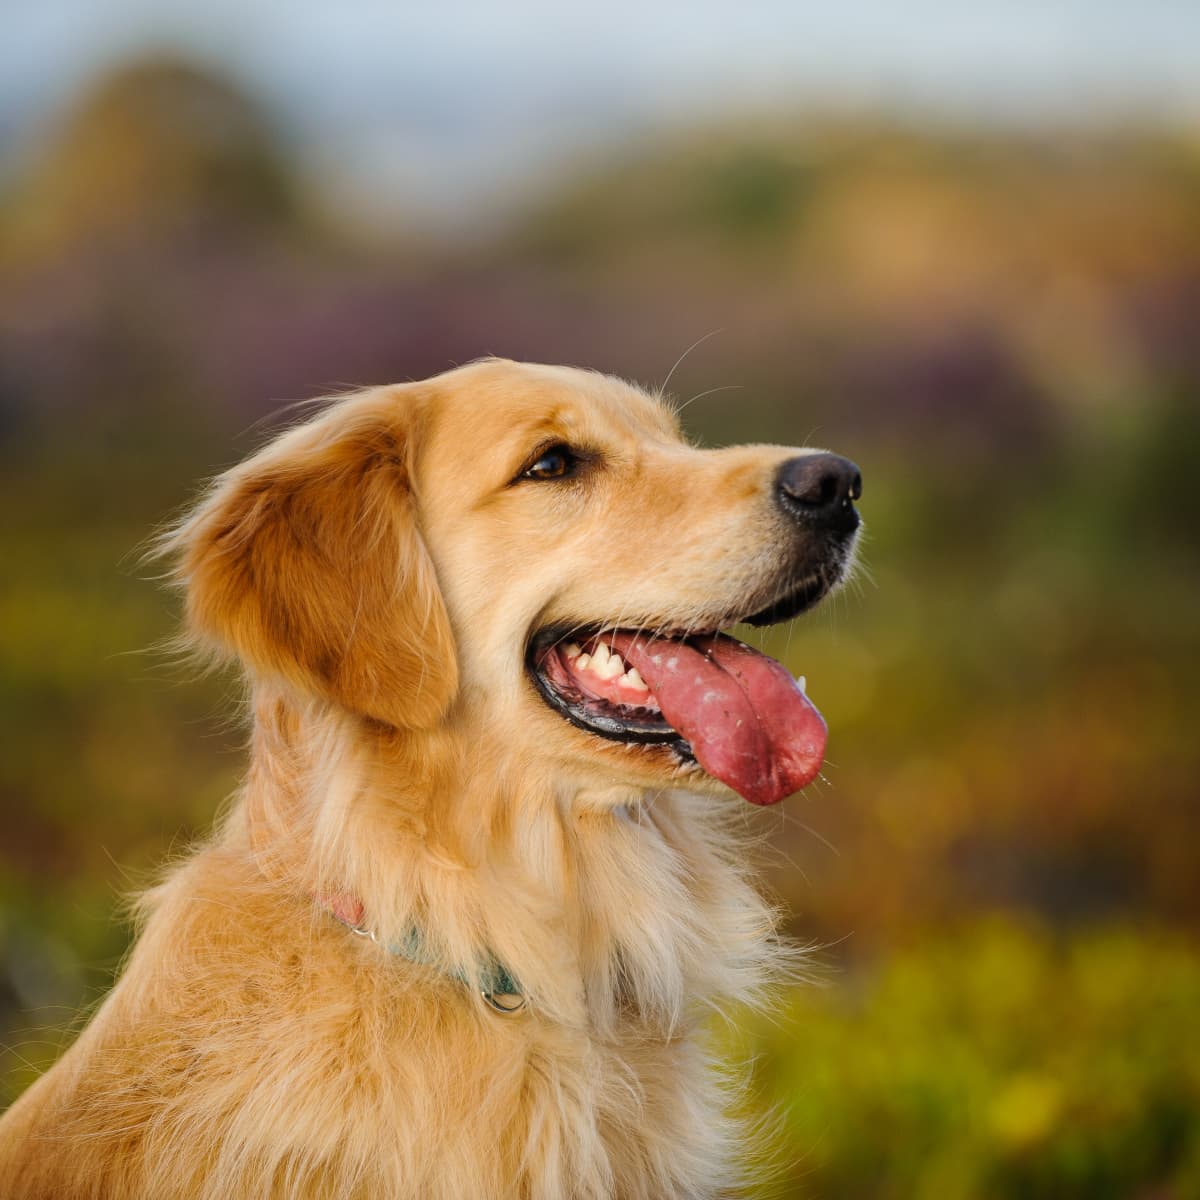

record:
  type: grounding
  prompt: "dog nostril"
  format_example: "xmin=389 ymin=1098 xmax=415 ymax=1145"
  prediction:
xmin=777 ymin=454 xmax=862 ymax=529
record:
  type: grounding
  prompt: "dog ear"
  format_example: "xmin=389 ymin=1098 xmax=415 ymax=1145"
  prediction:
xmin=166 ymin=388 xmax=457 ymax=729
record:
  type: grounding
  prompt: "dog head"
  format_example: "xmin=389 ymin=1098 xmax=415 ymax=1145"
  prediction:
xmin=168 ymin=359 xmax=861 ymax=808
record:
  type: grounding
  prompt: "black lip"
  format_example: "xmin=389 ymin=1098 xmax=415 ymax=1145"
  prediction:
xmin=741 ymin=573 xmax=831 ymax=626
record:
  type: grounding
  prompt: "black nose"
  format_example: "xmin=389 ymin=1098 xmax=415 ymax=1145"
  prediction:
xmin=777 ymin=453 xmax=862 ymax=533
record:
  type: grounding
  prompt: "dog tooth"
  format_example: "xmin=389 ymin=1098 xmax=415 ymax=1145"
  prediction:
xmin=592 ymin=643 xmax=611 ymax=669
xmin=797 ymin=675 xmax=807 ymax=694
xmin=575 ymin=653 xmax=591 ymax=671
xmin=593 ymin=650 xmax=623 ymax=679
xmin=563 ymin=642 xmax=582 ymax=659
xmin=623 ymin=667 xmax=649 ymax=691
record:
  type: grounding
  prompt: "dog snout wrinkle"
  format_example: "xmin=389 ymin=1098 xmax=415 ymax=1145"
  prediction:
xmin=777 ymin=453 xmax=862 ymax=534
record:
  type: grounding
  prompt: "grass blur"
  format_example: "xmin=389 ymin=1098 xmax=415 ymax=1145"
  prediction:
xmin=2 ymin=55 xmax=1198 ymax=1197
xmin=727 ymin=924 xmax=1200 ymax=1199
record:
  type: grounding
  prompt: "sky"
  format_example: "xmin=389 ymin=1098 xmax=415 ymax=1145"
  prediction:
xmin=4 ymin=1 xmax=1200 ymax=227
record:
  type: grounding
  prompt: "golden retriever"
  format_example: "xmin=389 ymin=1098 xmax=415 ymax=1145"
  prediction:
xmin=0 ymin=359 xmax=861 ymax=1199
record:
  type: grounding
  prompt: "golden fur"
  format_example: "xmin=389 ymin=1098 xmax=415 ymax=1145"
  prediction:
xmin=0 ymin=360 xmax=840 ymax=1199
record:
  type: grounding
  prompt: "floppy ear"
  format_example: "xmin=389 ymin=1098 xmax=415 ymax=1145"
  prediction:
xmin=166 ymin=387 xmax=457 ymax=729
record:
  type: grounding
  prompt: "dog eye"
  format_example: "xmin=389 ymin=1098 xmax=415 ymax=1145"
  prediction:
xmin=521 ymin=445 xmax=577 ymax=481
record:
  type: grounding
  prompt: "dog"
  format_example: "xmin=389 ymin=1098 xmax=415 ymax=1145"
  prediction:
xmin=0 ymin=359 xmax=861 ymax=1198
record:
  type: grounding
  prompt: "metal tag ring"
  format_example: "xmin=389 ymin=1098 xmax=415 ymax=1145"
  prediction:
xmin=482 ymin=990 xmax=526 ymax=1014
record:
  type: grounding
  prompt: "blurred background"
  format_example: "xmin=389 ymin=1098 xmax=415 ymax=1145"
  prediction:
xmin=2 ymin=3 xmax=1198 ymax=1195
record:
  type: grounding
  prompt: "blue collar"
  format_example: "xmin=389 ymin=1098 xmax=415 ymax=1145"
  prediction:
xmin=317 ymin=893 xmax=524 ymax=1014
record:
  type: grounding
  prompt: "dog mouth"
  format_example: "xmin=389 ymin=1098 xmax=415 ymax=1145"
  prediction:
xmin=527 ymin=579 xmax=835 ymax=806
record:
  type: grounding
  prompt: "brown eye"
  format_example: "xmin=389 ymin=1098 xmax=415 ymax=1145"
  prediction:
xmin=521 ymin=445 xmax=577 ymax=481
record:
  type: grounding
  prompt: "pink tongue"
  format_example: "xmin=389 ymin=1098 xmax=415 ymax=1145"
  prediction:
xmin=608 ymin=633 xmax=827 ymax=805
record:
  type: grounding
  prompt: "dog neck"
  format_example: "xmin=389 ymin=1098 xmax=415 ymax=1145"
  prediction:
xmin=239 ymin=688 xmax=785 ymax=1033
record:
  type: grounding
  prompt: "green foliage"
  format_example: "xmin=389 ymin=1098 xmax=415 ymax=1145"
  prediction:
xmin=727 ymin=922 xmax=1200 ymax=1199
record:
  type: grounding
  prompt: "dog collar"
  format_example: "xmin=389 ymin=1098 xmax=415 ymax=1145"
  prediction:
xmin=315 ymin=892 xmax=525 ymax=1014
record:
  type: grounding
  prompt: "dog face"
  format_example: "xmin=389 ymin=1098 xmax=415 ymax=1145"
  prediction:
xmin=171 ymin=359 xmax=860 ymax=807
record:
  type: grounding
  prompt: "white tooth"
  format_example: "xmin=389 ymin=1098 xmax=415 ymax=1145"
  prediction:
xmin=597 ymin=654 xmax=624 ymax=680
xmin=622 ymin=667 xmax=649 ymax=691
xmin=592 ymin=643 xmax=611 ymax=669
xmin=564 ymin=642 xmax=582 ymax=659
xmin=797 ymin=675 xmax=807 ymax=694
xmin=575 ymin=654 xmax=591 ymax=671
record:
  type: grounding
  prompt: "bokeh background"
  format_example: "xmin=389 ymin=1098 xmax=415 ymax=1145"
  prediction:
xmin=2 ymin=4 xmax=1198 ymax=1196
